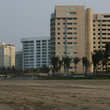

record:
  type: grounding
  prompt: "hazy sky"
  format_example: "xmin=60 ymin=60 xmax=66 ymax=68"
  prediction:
xmin=0 ymin=0 xmax=110 ymax=51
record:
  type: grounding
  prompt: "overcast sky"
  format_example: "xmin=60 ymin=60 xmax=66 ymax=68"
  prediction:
xmin=0 ymin=0 xmax=110 ymax=51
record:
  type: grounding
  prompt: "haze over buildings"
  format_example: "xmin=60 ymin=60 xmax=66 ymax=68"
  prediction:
xmin=0 ymin=0 xmax=110 ymax=51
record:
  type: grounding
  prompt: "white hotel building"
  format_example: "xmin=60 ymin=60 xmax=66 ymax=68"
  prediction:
xmin=21 ymin=37 xmax=50 ymax=70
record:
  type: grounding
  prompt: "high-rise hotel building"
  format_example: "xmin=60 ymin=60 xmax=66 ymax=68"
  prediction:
xmin=0 ymin=43 xmax=15 ymax=68
xmin=93 ymin=14 xmax=110 ymax=71
xmin=50 ymin=6 xmax=93 ymax=73
xmin=21 ymin=37 xmax=50 ymax=70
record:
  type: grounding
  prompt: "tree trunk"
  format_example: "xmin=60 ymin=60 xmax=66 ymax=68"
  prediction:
xmin=85 ymin=66 xmax=87 ymax=76
xmin=106 ymin=62 xmax=108 ymax=74
xmin=83 ymin=65 xmax=84 ymax=74
xmin=75 ymin=64 xmax=77 ymax=74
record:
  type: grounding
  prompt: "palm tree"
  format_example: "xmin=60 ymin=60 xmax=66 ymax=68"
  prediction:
xmin=51 ymin=56 xmax=59 ymax=76
xmin=82 ymin=57 xmax=90 ymax=75
xmin=92 ymin=50 xmax=103 ymax=76
xmin=62 ymin=56 xmax=72 ymax=75
xmin=73 ymin=57 xmax=80 ymax=74
xmin=103 ymin=43 xmax=110 ymax=74
xmin=58 ymin=59 xmax=64 ymax=76
xmin=82 ymin=57 xmax=85 ymax=73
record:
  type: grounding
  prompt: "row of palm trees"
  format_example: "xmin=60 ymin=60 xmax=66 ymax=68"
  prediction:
xmin=50 ymin=43 xmax=110 ymax=76
xmin=92 ymin=43 xmax=110 ymax=75
xmin=50 ymin=56 xmax=90 ymax=76
xmin=0 ymin=66 xmax=24 ymax=78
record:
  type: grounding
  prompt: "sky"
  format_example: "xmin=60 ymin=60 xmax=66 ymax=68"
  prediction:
xmin=0 ymin=0 xmax=110 ymax=51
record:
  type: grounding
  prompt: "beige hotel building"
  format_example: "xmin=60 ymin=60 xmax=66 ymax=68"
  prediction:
xmin=50 ymin=5 xmax=110 ymax=73
xmin=0 ymin=43 xmax=15 ymax=68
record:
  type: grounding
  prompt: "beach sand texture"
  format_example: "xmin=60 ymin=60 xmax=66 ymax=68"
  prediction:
xmin=0 ymin=80 xmax=110 ymax=110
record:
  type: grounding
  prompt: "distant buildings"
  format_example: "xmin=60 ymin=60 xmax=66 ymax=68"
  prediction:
xmin=15 ymin=50 xmax=23 ymax=70
xmin=21 ymin=37 xmax=50 ymax=70
xmin=17 ymin=6 xmax=110 ymax=73
xmin=0 ymin=43 xmax=15 ymax=68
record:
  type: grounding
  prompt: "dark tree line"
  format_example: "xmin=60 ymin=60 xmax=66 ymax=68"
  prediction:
xmin=50 ymin=56 xmax=90 ymax=76
xmin=92 ymin=43 xmax=110 ymax=77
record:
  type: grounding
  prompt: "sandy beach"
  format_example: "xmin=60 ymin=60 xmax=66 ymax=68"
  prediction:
xmin=0 ymin=80 xmax=110 ymax=110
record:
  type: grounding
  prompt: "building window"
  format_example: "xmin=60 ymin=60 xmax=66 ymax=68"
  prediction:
xmin=58 ymin=42 xmax=60 ymax=44
xmin=67 ymin=12 xmax=70 ymax=15
xmin=102 ymin=33 xmax=106 ymax=35
xmin=67 ymin=23 xmax=72 ymax=25
xmin=57 ymin=23 xmax=60 ymax=25
xmin=74 ymin=42 xmax=77 ymax=44
xmin=57 ymin=47 xmax=60 ymax=49
xmin=67 ymin=42 xmax=73 ymax=44
xmin=67 ymin=37 xmax=72 ymax=39
xmin=67 ymin=8 xmax=71 ymax=10
xmin=104 ymin=15 xmax=110 ymax=18
xmin=57 ymin=18 xmax=60 ymax=20
xmin=73 ymin=23 xmax=77 ymax=25
xmin=102 ymin=37 xmax=106 ymax=39
xmin=73 ymin=27 xmax=77 ymax=30
xmin=57 ymin=52 xmax=60 ymax=55
xmin=67 ymin=27 xmax=72 ymax=30
xmin=58 ymin=33 xmax=60 ymax=35
xmin=74 ymin=37 xmax=77 ymax=39
xmin=57 ymin=28 xmax=60 ymax=30
xmin=67 ymin=18 xmax=72 ymax=20
xmin=74 ymin=47 xmax=77 ymax=50
xmin=67 ymin=12 xmax=77 ymax=15
xmin=58 ymin=37 xmax=60 ymax=40
xmin=102 ymin=24 xmax=106 ymax=26
xmin=63 ymin=27 xmax=67 ymax=30
xmin=67 ymin=52 xmax=74 ymax=54
xmin=73 ymin=32 xmax=77 ymax=35
xmin=73 ymin=18 xmax=77 ymax=20
xmin=74 ymin=52 xmax=77 ymax=54
xmin=63 ymin=47 xmax=73 ymax=49
xmin=67 ymin=32 xmax=72 ymax=35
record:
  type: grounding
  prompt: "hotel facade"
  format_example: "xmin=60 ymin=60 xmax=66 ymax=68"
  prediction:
xmin=93 ymin=14 xmax=110 ymax=71
xmin=50 ymin=6 xmax=93 ymax=73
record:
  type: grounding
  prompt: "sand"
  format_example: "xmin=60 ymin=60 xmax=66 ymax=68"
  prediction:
xmin=0 ymin=80 xmax=110 ymax=110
